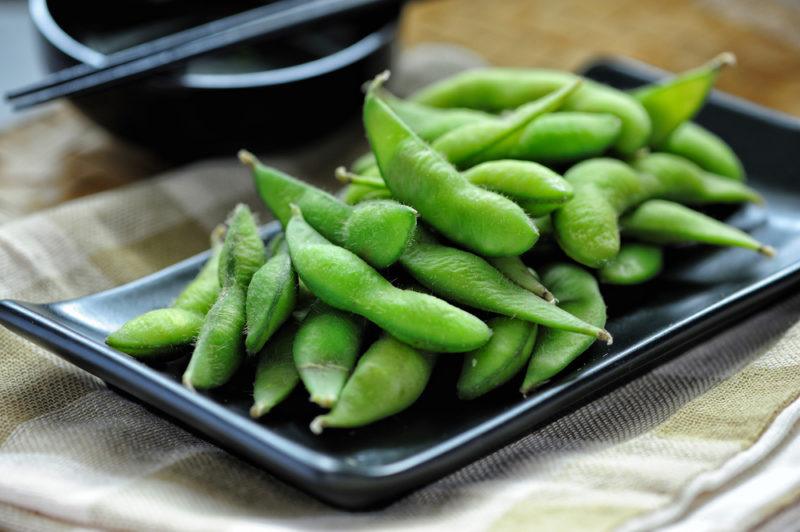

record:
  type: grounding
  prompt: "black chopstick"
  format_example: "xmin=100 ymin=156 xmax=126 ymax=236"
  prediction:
xmin=6 ymin=0 xmax=400 ymax=110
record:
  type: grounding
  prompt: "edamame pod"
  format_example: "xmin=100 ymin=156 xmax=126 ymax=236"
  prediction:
xmin=245 ymin=238 xmax=297 ymax=354
xmin=364 ymin=73 xmax=538 ymax=257
xmin=553 ymin=158 xmax=649 ymax=268
xmin=660 ymin=122 xmax=744 ymax=180
xmin=458 ymin=317 xmax=537 ymax=400
xmin=293 ymin=302 xmax=364 ymax=408
xmin=399 ymin=229 xmax=612 ymax=342
xmin=480 ymin=112 xmax=622 ymax=163
xmin=218 ymin=204 xmax=266 ymax=290
xmin=553 ymin=154 xmax=761 ymax=268
xmin=632 ymin=153 xmax=761 ymax=204
xmin=599 ymin=243 xmax=664 ymax=285
xmin=461 ymin=160 xmax=573 ymax=208
xmin=562 ymin=81 xmax=651 ymax=154
xmin=286 ymin=206 xmax=491 ymax=352
xmin=633 ymin=53 xmax=735 ymax=145
xmin=488 ymin=255 xmax=555 ymax=303
xmin=240 ymin=151 xmax=416 ymax=268
xmin=412 ymin=67 xmax=575 ymax=111
xmin=431 ymin=80 xmax=582 ymax=167
xmin=338 ymin=160 xmax=573 ymax=215
xmin=384 ymin=93 xmax=492 ymax=141
xmin=521 ymin=264 xmax=607 ymax=392
xmin=310 ymin=335 xmax=435 ymax=433
xmin=106 ymin=308 xmax=205 ymax=358
xmin=621 ymin=199 xmax=774 ymax=256
xmin=339 ymin=182 xmax=393 ymax=205
xmin=251 ymin=321 xmax=300 ymax=417
xmin=173 ymin=225 xmax=224 ymax=315
xmin=412 ymin=68 xmax=651 ymax=154
xmin=182 ymin=284 xmax=246 ymax=390
xmin=184 ymin=205 xmax=262 ymax=389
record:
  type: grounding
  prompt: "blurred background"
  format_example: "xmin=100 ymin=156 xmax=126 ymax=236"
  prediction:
xmin=0 ymin=0 xmax=798 ymax=221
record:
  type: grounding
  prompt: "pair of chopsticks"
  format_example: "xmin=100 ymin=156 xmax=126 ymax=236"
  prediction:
xmin=6 ymin=0 xmax=401 ymax=110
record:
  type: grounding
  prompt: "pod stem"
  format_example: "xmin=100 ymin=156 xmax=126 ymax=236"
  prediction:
xmin=334 ymin=166 xmax=385 ymax=188
xmin=181 ymin=374 xmax=195 ymax=391
xmin=710 ymin=52 xmax=737 ymax=70
xmin=364 ymin=69 xmax=391 ymax=94
xmin=238 ymin=149 xmax=258 ymax=169
xmin=759 ymin=245 xmax=776 ymax=258
xmin=250 ymin=404 xmax=272 ymax=418
xmin=598 ymin=329 xmax=613 ymax=345
xmin=210 ymin=223 xmax=226 ymax=248
xmin=310 ymin=416 xmax=326 ymax=435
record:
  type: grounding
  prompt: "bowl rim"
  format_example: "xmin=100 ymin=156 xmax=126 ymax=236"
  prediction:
xmin=29 ymin=0 xmax=396 ymax=90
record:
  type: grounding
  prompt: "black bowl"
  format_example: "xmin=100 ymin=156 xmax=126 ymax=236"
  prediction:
xmin=30 ymin=0 xmax=398 ymax=160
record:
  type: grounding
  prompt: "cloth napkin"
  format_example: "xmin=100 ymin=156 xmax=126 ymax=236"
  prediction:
xmin=1 ymin=46 xmax=799 ymax=531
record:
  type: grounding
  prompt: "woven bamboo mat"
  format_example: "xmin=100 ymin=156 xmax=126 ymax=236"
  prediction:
xmin=1 ymin=0 xmax=798 ymax=223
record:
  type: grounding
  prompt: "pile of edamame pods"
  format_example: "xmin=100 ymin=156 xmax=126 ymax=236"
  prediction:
xmin=108 ymin=53 xmax=774 ymax=433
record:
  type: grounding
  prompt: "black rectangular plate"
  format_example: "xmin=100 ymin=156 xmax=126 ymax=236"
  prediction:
xmin=2 ymin=58 xmax=799 ymax=510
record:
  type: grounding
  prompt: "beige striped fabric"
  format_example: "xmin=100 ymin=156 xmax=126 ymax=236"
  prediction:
xmin=0 ymin=46 xmax=799 ymax=531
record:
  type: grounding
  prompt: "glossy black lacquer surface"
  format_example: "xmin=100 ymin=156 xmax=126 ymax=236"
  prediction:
xmin=2 ymin=59 xmax=799 ymax=509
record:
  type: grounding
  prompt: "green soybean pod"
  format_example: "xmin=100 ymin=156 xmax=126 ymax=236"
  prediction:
xmin=106 ymin=308 xmax=205 ymax=358
xmin=488 ymin=256 xmax=555 ymax=303
xmin=338 ymin=160 xmax=573 ymax=214
xmin=286 ymin=206 xmax=491 ymax=352
xmin=339 ymin=182 xmax=393 ymax=205
xmin=660 ymin=122 xmax=744 ymax=180
xmin=244 ymin=241 xmax=297 ymax=355
xmin=293 ymin=302 xmax=365 ymax=408
xmin=218 ymin=204 xmax=266 ymax=290
xmin=364 ymin=74 xmax=538 ymax=257
xmin=461 ymin=160 xmax=573 ymax=207
xmin=184 ymin=205 xmax=263 ymax=389
xmin=431 ymin=79 xmax=582 ymax=168
xmin=518 ymin=200 xmax=566 ymax=218
xmin=412 ymin=68 xmax=650 ymax=154
xmin=483 ymin=112 xmax=622 ymax=163
xmin=251 ymin=321 xmax=301 ymax=418
xmin=633 ymin=152 xmax=761 ymax=204
xmin=562 ymin=81 xmax=651 ymax=155
xmin=412 ymin=67 xmax=576 ymax=111
xmin=632 ymin=53 xmax=735 ymax=145
xmin=310 ymin=335 xmax=435 ymax=433
xmin=553 ymin=158 xmax=649 ymax=268
xmin=521 ymin=264 xmax=607 ymax=393
xmin=399 ymin=229 xmax=612 ymax=342
xmin=182 ymin=283 xmax=246 ymax=390
xmin=599 ymin=243 xmax=664 ymax=285
xmin=458 ymin=317 xmax=538 ymax=400
xmin=173 ymin=225 xmax=224 ymax=315
xmin=621 ymin=199 xmax=775 ymax=256
xmin=384 ymin=93 xmax=493 ymax=141
xmin=241 ymin=151 xmax=416 ymax=268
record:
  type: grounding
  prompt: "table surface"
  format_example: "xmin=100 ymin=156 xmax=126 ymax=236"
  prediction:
xmin=399 ymin=0 xmax=800 ymax=117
